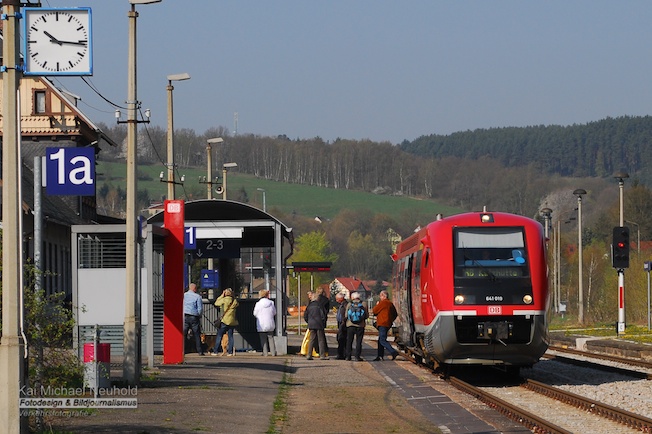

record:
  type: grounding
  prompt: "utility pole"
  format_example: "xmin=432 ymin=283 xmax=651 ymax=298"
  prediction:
xmin=0 ymin=0 xmax=27 ymax=431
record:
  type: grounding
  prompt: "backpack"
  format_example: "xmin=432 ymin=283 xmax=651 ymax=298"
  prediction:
xmin=347 ymin=302 xmax=364 ymax=324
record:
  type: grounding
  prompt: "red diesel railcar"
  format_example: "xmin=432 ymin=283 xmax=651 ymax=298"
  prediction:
xmin=392 ymin=210 xmax=549 ymax=368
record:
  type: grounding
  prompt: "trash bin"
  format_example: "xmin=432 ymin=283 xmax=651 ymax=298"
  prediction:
xmin=83 ymin=343 xmax=111 ymax=390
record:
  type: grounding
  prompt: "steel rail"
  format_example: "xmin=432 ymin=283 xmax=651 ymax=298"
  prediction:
xmin=449 ymin=376 xmax=573 ymax=434
xmin=523 ymin=379 xmax=652 ymax=432
xmin=548 ymin=345 xmax=652 ymax=371
xmin=541 ymin=352 xmax=652 ymax=380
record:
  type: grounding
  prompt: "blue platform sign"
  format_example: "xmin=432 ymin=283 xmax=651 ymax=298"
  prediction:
xmin=184 ymin=226 xmax=197 ymax=249
xmin=193 ymin=238 xmax=241 ymax=259
xmin=201 ymin=269 xmax=219 ymax=288
xmin=45 ymin=147 xmax=95 ymax=196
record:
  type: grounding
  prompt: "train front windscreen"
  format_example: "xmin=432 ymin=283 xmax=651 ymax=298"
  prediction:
xmin=453 ymin=227 xmax=533 ymax=305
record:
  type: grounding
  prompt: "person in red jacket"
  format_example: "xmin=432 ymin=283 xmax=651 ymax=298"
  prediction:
xmin=372 ymin=290 xmax=399 ymax=361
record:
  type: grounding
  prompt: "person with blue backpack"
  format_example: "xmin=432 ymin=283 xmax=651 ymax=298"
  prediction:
xmin=345 ymin=292 xmax=368 ymax=361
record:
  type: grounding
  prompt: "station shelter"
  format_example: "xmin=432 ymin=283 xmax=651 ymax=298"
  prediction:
xmin=71 ymin=199 xmax=294 ymax=366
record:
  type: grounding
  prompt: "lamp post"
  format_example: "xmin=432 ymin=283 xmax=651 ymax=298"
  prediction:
xmin=540 ymin=208 xmax=553 ymax=309
xmin=556 ymin=219 xmax=561 ymax=314
xmin=204 ymin=137 xmax=223 ymax=199
xmin=166 ymin=72 xmax=190 ymax=200
xmin=540 ymin=207 xmax=552 ymax=239
xmin=124 ymin=0 xmax=161 ymax=386
xmin=222 ymin=162 xmax=238 ymax=200
xmin=573 ymin=189 xmax=587 ymax=324
xmin=614 ymin=171 xmax=629 ymax=336
xmin=257 ymin=188 xmax=266 ymax=212
xmin=202 ymin=137 xmax=223 ymax=271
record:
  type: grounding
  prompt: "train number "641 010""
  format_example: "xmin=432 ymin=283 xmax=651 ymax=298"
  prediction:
xmin=486 ymin=295 xmax=504 ymax=302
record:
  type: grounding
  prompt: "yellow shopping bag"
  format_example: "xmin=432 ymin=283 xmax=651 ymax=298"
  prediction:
xmin=300 ymin=330 xmax=320 ymax=357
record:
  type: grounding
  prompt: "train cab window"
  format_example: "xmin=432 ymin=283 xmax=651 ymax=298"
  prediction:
xmin=454 ymin=228 xmax=529 ymax=278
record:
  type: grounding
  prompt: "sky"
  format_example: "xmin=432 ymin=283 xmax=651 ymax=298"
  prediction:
xmin=36 ymin=1 xmax=652 ymax=144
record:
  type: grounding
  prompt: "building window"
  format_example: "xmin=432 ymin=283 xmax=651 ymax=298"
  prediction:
xmin=78 ymin=233 xmax=127 ymax=269
xmin=35 ymin=90 xmax=47 ymax=114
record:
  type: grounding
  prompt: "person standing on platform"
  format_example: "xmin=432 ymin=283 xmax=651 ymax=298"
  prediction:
xmin=183 ymin=283 xmax=204 ymax=355
xmin=345 ymin=292 xmax=368 ymax=361
xmin=211 ymin=288 xmax=239 ymax=356
xmin=253 ymin=289 xmax=277 ymax=356
xmin=372 ymin=290 xmax=399 ymax=361
xmin=304 ymin=292 xmax=328 ymax=360
xmin=334 ymin=292 xmax=347 ymax=360
xmin=316 ymin=287 xmax=330 ymax=354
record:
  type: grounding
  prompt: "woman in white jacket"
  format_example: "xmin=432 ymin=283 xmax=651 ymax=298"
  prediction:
xmin=253 ymin=289 xmax=277 ymax=356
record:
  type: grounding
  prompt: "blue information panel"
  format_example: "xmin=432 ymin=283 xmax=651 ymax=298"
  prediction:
xmin=45 ymin=147 xmax=95 ymax=196
xmin=200 ymin=269 xmax=219 ymax=288
xmin=193 ymin=239 xmax=241 ymax=259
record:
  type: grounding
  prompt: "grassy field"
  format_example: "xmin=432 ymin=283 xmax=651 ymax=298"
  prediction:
xmin=98 ymin=160 xmax=464 ymax=220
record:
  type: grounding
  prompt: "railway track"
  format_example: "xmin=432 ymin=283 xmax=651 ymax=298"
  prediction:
xmin=521 ymin=379 xmax=652 ymax=432
xmin=399 ymin=345 xmax=652 ymax=433
xmin=546 ymin=344 xmax=652 ymax=378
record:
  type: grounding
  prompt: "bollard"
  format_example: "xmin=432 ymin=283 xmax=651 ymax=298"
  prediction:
xmin=83 ymin=325 xmax=110 ymax=394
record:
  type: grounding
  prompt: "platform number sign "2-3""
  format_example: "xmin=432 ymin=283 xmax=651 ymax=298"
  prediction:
xmin=45 ymin=147 xmax=95 ymax=196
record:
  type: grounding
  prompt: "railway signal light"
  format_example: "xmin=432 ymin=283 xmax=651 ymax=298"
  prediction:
xmin=263 ymin=252 xmax=272 ymax=270
xmin=612 ymin=226 xmax=630 ymax=269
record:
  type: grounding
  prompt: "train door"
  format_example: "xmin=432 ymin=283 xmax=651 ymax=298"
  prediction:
xmin=395 ymin=255 xmax=416 ymax=347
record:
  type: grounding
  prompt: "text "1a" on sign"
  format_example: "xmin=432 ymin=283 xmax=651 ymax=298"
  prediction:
xmin=45 ymin=147 xmax=95 ymax=196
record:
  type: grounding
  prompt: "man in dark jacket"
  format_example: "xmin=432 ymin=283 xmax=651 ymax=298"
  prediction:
xmin=334 ymin=292 xmax=347 ymax=360
xmin=316 ymin=287 xmax=330 ymax=354
xmin=304 ymin=292 xmax=328 ymax=360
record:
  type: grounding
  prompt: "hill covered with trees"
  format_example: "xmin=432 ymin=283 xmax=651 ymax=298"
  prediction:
xmin=401 ymin=115 xmax=652 ymax=184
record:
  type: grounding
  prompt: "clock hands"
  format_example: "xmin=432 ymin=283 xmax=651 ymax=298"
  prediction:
xmin=43 ymin=30 xmax=62 ymax=44
xmin=43 ymin=30 xmax=87 ymax=46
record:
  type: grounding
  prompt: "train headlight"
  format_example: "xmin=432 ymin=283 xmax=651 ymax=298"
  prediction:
xmin=454 ymin=295 xmax=465 ymax=304
xmin=523 ymin=294 xmax=533 ymax=304
xmin=480 ymin=213 xmax=494 ymax=223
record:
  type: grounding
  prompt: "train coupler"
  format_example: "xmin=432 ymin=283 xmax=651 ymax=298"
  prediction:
xmin=477 ymin=321 xmax=513 ymax=341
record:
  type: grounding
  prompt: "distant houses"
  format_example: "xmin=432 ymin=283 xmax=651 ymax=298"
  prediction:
xmin=328 ymin=277 xmax=390 ymax=301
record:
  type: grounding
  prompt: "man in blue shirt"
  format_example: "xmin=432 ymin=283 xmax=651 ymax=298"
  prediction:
xmin=183 ymin=283 xmax=204 ymax=355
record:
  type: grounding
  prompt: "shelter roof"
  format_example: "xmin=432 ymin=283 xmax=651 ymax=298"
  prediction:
xmin=147 ymin=199 xmax=294 ymax=248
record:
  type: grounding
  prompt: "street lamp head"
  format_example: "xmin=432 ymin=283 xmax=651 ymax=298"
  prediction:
xmin=207 ymin=137 xmax=224 ymax=144
xmin=257 ymin=187 xmax=265 ymax=192
xmin=540 ymin=207 xmax=552 ymax=216
xmin=613 ymin=170 xmax=629 ymax=181
xmin=129 ymin=0 xmax=162 ymax=4
xmin=573 ymin=188 xmax=587 ymax=197
xmin=223 ymin=162 xmax=238 ymax=169
xmin=167 ymin=72 xmax=190 ymax=82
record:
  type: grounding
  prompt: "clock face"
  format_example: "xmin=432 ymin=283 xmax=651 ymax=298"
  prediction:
xmin=24 ymin=8 xmax=93 ymax=76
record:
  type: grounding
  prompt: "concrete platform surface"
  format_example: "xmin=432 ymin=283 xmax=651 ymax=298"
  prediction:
xmin=45 ymin=332 xmax=528 ymax=434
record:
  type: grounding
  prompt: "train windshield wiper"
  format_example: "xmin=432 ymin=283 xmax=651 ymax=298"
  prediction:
xmin=462 ymin=248 xmax=499 ymax=281
xmin=472 ymin=259 xmax=498 ymax=281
